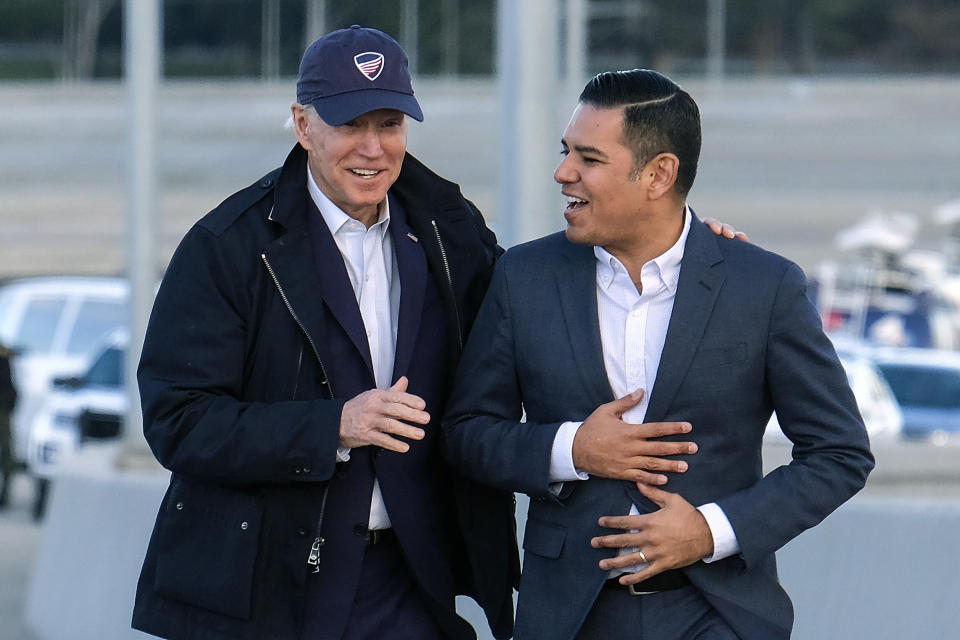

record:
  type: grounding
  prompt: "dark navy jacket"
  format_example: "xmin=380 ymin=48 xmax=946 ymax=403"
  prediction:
xmin=133 ymin=144 xmax=518 ymax=640
xmin=444 ymin=219 xmax=874 ymax=640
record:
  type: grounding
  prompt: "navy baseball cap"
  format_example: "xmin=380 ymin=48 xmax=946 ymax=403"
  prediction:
xmin=296 ymin=25 xmax=423 ymax=126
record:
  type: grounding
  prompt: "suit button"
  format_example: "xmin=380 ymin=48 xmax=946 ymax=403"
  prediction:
xmin=302 ymin=465 xmax=312 ymax=474
xmin=175 ymin=502 xmax=184 ymax=510
xmin=241 ymin=521 xmax=249 ymax=530
xmin=259 ymin=177 xmax=273 ymax=188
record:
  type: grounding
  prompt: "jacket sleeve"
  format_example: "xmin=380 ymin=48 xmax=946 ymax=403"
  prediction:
xmin=717 ymin=263 xmax=875 ymax=567
xmin=443 ymin=258 xmax=562 ymax=498
xmin=138 ymin=223 xmax=344 ymax=486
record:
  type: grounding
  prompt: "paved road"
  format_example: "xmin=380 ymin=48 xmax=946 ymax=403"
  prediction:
xmin=2 ymin=440 xmax=958 ymax=640
xmin=0 ymin=474 xmax=39 ymax=640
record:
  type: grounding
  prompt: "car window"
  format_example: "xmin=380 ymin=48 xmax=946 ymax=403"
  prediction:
xmin=16 ymin=297 xmax=67 ymax=353
xmin=84 ymin=346 xmax=124 ymax=388
xmin=876 ymin=363 xmax=960 ymax=409
xmin=66 ymin=299 xmax=126 ymax=356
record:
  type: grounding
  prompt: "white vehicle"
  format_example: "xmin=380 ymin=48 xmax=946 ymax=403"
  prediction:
xmin=26 ymin=330 xmax=128 ymax=519
xmin=867 ymin=346 xmax=960 ymax=444
xmin=0 ymin=277 xmax=128 ymax=467
xmin=765 ymin=350 xmax=904 ymax=443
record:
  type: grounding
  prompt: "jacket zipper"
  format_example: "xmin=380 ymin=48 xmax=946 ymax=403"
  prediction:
xmin=430 ymin=220 xmax=463 ymax=350
xmin=261 ymin=253 xmax=333 ymax=570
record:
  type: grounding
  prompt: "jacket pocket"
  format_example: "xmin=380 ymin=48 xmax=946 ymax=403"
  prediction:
xmin=689 ymin=342 xmax=748 ymax=370
xmin=522 ymin=518 xmax=566 ymax=559
xmin=153 ymin=480 xmax=263 ymax=620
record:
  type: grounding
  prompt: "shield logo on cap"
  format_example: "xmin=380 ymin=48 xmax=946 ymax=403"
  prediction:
xmin=354 ymin=52 xmax=385 ymax=81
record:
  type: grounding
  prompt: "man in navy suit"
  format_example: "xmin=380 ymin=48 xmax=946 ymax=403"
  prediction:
xmin=132 ymin=26 xmax=518 ymax=640
xmin=444 ymin=69 xmax=874 ymax=640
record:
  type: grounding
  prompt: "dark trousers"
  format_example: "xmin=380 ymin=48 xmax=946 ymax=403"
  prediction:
xmin=574 ymin=584 xmax=740 ymax=640
xmin=304 ymin=534 xmax=445 ymax=640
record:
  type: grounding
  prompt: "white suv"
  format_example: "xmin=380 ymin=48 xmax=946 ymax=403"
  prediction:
xmin=27 ymin=329 xmax=128 ymax=519
xmin=0 ymin=277 xmax=128 ymax=469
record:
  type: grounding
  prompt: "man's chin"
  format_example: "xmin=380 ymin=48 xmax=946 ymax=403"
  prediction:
xmin=564 ymin=226 xmax=590 ymax=245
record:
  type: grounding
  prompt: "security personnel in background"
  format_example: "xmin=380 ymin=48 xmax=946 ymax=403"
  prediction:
xmin=0 ymin=342 xmax=16 ymax=509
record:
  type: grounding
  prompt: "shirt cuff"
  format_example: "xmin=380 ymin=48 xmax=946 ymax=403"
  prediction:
xmin=549 ymin=421 xmax=590 ymax=483
xmin=697 ymin=502 xmax=740 ymax=563
xmin=336 ymin=446 xmax=351 ymax=463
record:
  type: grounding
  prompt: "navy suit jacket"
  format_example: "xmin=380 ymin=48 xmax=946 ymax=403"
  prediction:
xmin=444 ymin=214 xmax=874 ymax=640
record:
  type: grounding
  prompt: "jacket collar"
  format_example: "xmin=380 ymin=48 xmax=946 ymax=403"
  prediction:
xmin=552 ymin=210 xmax=726 ymax=417
xmin=267 ymin=144 xmax=312 ymax=231
xmin=262 ymin=144 xmax=434 ymax=385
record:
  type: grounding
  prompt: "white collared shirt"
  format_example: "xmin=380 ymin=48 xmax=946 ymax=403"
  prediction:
xmin=549 ymin=207 xmax=739 ymax=569
xmin=307 ymin=168 xmax=400 ymax=530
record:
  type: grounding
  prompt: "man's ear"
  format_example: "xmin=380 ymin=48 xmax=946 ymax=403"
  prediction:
xmin=646 ymin=153 xmax=679 ymax=199
xmin=291 ymin=103 xmax=312 ymax=150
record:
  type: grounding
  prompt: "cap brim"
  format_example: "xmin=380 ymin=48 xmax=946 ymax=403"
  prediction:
xmin=310 ymin=89 xmax=424 ymax=126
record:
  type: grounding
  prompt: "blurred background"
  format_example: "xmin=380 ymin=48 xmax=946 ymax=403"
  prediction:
xmin=1 ymin=1 xmax=959 ymax=639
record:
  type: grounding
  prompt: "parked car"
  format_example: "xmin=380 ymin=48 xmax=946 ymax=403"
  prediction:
xmin=868 ymin=347 xmax=960 ymax=444
xmin=0 ymin=277 xmax=128 ymax=468
xmin=26 ymin=330 xmax=128 ymax=519
xmin=765 ymin=350 xmax=903 ymax=443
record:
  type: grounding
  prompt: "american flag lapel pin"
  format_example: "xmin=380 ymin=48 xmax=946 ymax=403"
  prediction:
xmin=407 ymin=232 xmax=419 ymax=243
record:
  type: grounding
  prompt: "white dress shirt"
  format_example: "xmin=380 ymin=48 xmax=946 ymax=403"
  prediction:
xmin=549 ymin=207 xmax=739 ymax=572
xmin=308 ymin=168 xmax=400 ymax=530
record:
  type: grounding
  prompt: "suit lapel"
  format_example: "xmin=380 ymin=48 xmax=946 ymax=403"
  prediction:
xmin=557 ymin=238 xmax=616 ymax=408
xmin=300 ymin=200 xmax=375 ymax=378
xmin=644 ymin=214 xmax=726 ymax=422
xmin=388 ymin=194 xmax=426 ymax=381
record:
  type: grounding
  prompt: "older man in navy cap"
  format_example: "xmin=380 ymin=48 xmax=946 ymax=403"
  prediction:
xmin=131 ymin=26 xmax=517 ymax=640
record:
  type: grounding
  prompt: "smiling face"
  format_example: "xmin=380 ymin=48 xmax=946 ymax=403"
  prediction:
xmin=555 ymin=103 xmax=653 ymax=253
xmin=293 ymin=106 xmax=407 ymax=226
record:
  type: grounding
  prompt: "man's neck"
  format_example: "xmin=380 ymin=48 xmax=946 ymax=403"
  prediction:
xmin=350 ymin=202 xmax=384 ymax=229
xmin=606 ymin=204 xmax=686 ymax=284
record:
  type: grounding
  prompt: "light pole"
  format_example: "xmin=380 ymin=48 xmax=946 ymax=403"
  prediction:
xmin=707 ymin=0 xmax=726 ymax=86
xmin=120 ymin=0 xmax=160 ymax=469
xmin=497 ymin=0 xmax=564 ymax=247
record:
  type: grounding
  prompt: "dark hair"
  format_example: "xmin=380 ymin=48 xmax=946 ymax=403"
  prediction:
xmin=578 ymin=69 xmax=701 ymax=196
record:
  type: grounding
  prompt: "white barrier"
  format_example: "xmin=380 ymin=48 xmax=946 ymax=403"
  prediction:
xmin=25 ymin=445 xmax=960 ymax=640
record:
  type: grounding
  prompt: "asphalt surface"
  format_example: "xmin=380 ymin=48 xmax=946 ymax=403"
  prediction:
xmin=0 ymin=474 xmax=39 ymax=640
xmin=2 ymin=440 xmax=958 ymax=639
